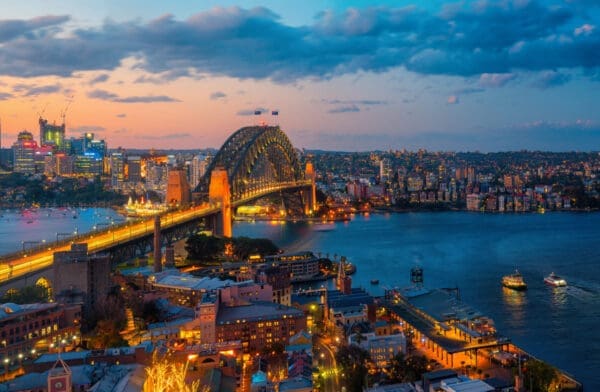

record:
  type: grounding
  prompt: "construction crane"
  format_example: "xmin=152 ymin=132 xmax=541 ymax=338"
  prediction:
xmin=36 ymin=102 xmax=48 ymax=120
xmin=60 ymin=96 xmax=74 ymax=125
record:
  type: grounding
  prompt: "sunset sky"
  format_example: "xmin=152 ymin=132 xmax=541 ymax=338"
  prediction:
xmin=0 ymin=0 xmax=599 ymax=151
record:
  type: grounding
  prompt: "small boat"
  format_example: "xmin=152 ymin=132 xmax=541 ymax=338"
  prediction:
xmin=502 ymin=269 xmax=527 ymax=291
xmin=370 ymin=279 xmax=379 ymax=285
xmin=544 ymin=272 xmax=567 ymax=287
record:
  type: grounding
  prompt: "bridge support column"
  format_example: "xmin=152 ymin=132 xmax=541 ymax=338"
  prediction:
xmin=304 ymin=162 xmax=317 ymax=215
xmin=153 ymin=215 xmax=162 ymax=272
xmin=208 ymin=166 xmax=232 ymax=238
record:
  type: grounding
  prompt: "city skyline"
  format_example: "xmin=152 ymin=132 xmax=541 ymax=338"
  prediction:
xmin=0 ymin=0 xmax=599 ymax=152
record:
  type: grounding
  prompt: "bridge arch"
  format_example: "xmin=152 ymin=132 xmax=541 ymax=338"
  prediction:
xmin=198 ymin=126 xmax=303 ymax=198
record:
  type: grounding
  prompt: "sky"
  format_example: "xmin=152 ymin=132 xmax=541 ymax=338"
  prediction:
xmin=0 ymin=0 xmax=599 ymax=152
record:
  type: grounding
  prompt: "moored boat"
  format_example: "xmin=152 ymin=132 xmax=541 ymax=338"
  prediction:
xmin=370 ymin=279 xmax=379 ymax=285
xmin=502 ymin=269 xmax=527 ymax=291
xmin=544 ymin=272 xmax=567 ymax=287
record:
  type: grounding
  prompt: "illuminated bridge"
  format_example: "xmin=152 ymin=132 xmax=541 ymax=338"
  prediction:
xmin=0 ymin=125 xmax=316 ymax=291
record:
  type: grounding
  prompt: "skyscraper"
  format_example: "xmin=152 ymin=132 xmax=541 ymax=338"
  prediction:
xmin=39 ymin=117 xmax=66 ymax=151
xmin=12 ymin=131 xmax=38 ymax=174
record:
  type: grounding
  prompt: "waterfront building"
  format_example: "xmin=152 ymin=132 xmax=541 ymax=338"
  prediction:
xmin=12 ymin=131 xmax=37 ymax=174
xmin=264 ymin=252 xmax=320 ymax=283
xmin=466 ymin=194 xmax=480 ymax=211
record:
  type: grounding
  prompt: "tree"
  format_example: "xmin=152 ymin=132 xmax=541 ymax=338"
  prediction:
xmin=524 ymin=359 xmax=557 ymax=392
xmin=143 ymin=352 xmax=206 ymax=392
xmin=336 ymin=345 xmax=371 ymax=392
xmin=185 ymin=234 xmax=224 ymax=262
xmin=389 ymin=353 xmax=428 ymax=383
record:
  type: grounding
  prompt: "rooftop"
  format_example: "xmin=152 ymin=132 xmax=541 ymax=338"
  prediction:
xmin=217 ymin=301 xmax=304 ymax=325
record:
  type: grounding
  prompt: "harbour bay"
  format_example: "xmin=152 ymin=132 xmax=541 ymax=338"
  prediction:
xmin=0 ymin=209 xmax=597 ymax=388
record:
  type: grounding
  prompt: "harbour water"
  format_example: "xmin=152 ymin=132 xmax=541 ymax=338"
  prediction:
xmin=0 ymin=208 xmax=125 ymax=255
xmin=234 ymin=212 xmax=600 ymax=390
xmin=0 ymin=209 xmax=597 ymax=388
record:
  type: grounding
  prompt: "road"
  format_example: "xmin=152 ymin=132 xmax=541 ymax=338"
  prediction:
xmin=315 ymin=337 xmax=341 ymax=392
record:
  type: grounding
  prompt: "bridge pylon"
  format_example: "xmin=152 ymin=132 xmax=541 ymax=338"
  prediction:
xmin=208 ymin=166 xmax=232 ymax=238
xmin=304 ymin=161 xmax=317 ymax=215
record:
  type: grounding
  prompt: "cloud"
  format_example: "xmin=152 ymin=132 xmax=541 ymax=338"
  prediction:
xmin=574 ymin=23 xmax=595 ymax=36
xmin=533 ymin=70 xmax=572 ymax=89
xmin=89 ymin=73 xmax=109 ymax=85
xmin=236 ymin=107 xmax=269 ymax=116
xmin=87 ymin=89 xmax=180 ymax=103
xmin=70 ymin=125 xmax=106 ymax=133
xmin=479 ymin=73 xmax=516 ymax=88
xmin=328 ymin=105 xmax=360 ymax=113
xmin=447 ymin=95 xmax=459 ymax=104
xmin=210 ymin=91 xmax=226 ymax=100
xmin=13 ymin=83 xmax=62 ymax=96
xmin=0 ymin=92 xmax=13 ymax=100
xmin=0 ymin=4 xmax=596 ymax=83
xmin=0 ymin=15 xmax=69 ymax=43
xmin=116 ymin=113 xmax=127 ymax=118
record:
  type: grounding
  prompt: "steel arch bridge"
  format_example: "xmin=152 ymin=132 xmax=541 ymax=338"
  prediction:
xmin=197 ymin=126 xmax=304 ymax=199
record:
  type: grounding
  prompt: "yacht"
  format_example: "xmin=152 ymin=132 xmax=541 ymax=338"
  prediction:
xmin=502 ymin=270 xmax=527 ymax=291
xmin=544 ymin=272 xmax=567 ymax=287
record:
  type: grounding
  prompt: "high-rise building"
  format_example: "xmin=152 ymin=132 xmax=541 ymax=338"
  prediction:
xmin=39 ymin=117 xmax=66 ymax=151
xmin=127 ymin=156 xmax=142 ymax=182
xmin=12 ymin=131 xmax=38 ymax=174
xmin=190 ymin=154 xmax=208 ymax=189
xmin=110 ymin=152 xmax=125 ymax=188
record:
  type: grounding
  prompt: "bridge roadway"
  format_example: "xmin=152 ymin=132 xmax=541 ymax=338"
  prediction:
xmin=0 ymin=181 xmax=311 ymax=284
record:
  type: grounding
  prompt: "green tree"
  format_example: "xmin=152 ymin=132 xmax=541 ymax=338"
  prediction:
xmin=389 ymin=353 xmax=428 ymax=383
xmin=524 ymin=359 xmax=557 ymax=392
xmin=185 ymin=234 xmax=225 ymax=262
xmin=336 ymin=345 xmax=371 ymax=392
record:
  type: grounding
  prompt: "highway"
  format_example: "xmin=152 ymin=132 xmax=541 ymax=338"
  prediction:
xmin=0 ymin=181 xmax=311 ymax=284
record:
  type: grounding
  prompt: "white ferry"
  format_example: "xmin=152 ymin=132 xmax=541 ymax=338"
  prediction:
xmin=544 ymin=272 xmax=567 ymax=287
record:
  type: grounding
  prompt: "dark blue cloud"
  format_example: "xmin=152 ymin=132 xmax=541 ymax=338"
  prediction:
xmin=0 ymin=92 xmax=13 ymax=100
xmin=89 ymin=73 xmax=109 ymax=85
xmin=0 ymin=3 xmax=598 ymax=84
xmin=88 ymin=89 xmax=180 ymax=103
xmin=13 ymin=83 xmax=62 ymax=96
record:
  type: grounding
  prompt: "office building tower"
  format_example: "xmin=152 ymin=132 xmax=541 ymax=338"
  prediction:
xmin=127 ymin=156 xmax=142 ymax=182
xmin=39 ymin=117 xmax=66 ymax=151
xmin=110 ymin=152 xmax=125 ymax=188
xmin=12 ymin=131 xmax=38 ymax=174
xmin=190 ymin=154 xmax=208 ymax=189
